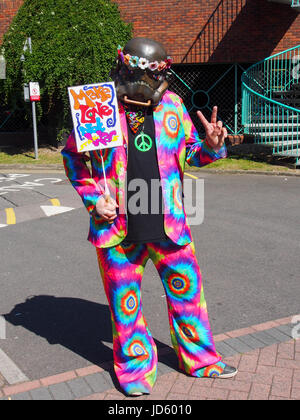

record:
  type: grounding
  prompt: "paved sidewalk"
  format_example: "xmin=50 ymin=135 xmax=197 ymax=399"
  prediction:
xmin=0 ymin=315 xmax=299 ymax=401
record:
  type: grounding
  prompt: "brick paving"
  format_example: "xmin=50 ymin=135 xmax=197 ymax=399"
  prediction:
xmin=0 ymin=316 xmax=299 ymax=401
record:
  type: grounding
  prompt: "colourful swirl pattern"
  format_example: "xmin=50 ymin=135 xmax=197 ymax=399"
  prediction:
xmin=62 ymin=90 xmax=227 ymax=249
xmin=114 ymin=283 xmax=139 ymax=326
xmin=96 ymin=238 xmax=223 ymax=395
xmin=163 ymin=111 xmax=180 ymax=139
xmin=195 ymin=361 xmax=226 ymax=378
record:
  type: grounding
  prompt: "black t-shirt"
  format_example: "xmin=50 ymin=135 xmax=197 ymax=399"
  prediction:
xmin=123 ymin=107 xmax=167 ymax=244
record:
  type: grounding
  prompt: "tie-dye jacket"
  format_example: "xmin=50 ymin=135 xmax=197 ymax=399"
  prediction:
xmin=62 ymin=90 xmax=227 ymax=248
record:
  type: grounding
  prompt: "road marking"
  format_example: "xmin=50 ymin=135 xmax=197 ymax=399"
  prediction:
xmin=184 ymin=172 xmax=199 ymax=180
xmin=0 ymin=348 xmax=29 ymax=385
xmin=5 ymin=208 xmax=16 ymax=225
xmin=40 ymin=205 xmax=74 ymax=217
xmin=50 ymin=198 xmax=61 ymax=206
xmin=0 ymin=224 xmax=8 ymax=228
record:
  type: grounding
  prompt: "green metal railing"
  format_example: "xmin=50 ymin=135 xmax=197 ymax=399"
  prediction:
xmin=242 ymin=45 xmax=300 ymax=165
xmin=292 ymin=0 xmax=300 ymax=8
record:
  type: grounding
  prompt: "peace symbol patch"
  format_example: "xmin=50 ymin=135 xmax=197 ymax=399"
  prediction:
xmin=134 ymin=132 xmax=153 ymax=152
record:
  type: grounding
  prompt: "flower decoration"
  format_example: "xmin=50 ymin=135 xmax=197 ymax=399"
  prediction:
xmin=124 ymin=54 xmax=131 ymax=66
xmin=129 ymin=55 xmax=139 ymax=67
xmin=166 ymin=57 xmax=173 ymax=68
xmin=117 ymin=46 xmax=172 ymax=72
xmin=148 ymin=61 xmax=159 ymax=71
xmin=138 ymin=57 xmax=149 ymax=70
xmin=158 ymin=61 xmax=167 ymax=71
xmin=117 ymin=45 xmax=124 ymax=63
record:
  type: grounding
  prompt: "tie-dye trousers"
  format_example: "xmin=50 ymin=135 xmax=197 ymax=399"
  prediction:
xmin=96 ymin=238 xmax=225 ymax=395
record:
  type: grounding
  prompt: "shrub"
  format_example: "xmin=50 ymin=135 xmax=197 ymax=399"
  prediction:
xmin=0 ymin=0 xmax=132 ymax=144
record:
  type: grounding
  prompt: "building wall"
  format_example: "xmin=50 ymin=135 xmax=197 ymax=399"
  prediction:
xmin=113 ymin=0 xmax=300 ymax=63
xmin=1 ymin=0 xmax=300 ymax=63
xmin=0 ymin=0 xmax=24 ymax=46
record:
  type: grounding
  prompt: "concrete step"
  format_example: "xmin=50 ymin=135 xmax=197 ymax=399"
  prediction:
xmin=254 ymin=141 xmax=299 ymax=151
xmin=245 ymin=123 xmax=299 ymax=128
xmin=273 ymin=83 xmax=300 ymax=91
xmin=249 ymin=114 xmax=299 ymax=122
xmin=273 ymin=91 xmax=300 ymax=96
xmin=272 ymin=140 xmax=300 ymax=147
xmin=249 ymin=131 xmax=299 ymax=137
xmin=273 ymin=150 xmax=300 ymax=157
xmin=255 ymin=139 xmax=299 ymax=152
xmin=274 ymin=98 xmax=300 ymax=106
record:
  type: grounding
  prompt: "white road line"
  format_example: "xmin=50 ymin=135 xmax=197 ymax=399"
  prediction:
xmin=0 ymin=348 xmax=29 ymax=385
xmin=0 ymin=224 xmax=8 ymax=228
xmin=40 ymin=205 xmax=74 ymax=217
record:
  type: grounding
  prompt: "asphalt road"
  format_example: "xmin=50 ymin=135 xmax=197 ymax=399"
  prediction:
xmin=0 ymin=170 xmax=299 ymax=380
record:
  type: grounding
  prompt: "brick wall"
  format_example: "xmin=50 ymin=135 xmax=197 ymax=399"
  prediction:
xmin=112 ymin=0 xmax=300 ymax=63
xmin=1 ymin=0 xmax=300 ymax=63
xmin=0 ymin=0 xmax=24 ymax=46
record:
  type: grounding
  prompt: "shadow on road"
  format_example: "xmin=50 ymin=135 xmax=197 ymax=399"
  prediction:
xmin=2 ymin=295 xmax=175 ymax=390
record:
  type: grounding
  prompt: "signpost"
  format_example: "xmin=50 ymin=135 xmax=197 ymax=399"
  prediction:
xmin=24 ymin=84 xmax=30 ymax=102
xmin=29 ymin=82 xmax=40 ymax=160
xmin=21 ymin=38 xmax=39 ymax=160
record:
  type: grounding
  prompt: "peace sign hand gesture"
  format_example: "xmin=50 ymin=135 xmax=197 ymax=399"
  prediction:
xmin=197 ymin=106 xmax=227 ymax=151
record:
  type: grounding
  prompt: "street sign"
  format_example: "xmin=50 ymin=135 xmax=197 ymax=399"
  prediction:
xmin=0 ymin=55 xmax=6 ymax=79
xmin=29 ymin=82 xmax=40 ymax=101
xmin=24 ymin=84 xmax=30 ymax=102
xmin=21 ymin=37 xmax=32 ymax=61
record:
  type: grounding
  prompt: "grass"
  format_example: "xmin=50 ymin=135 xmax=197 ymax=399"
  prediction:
xmin=0 ymin=145 xmax=298 ymax=173
xmin=0 ymin=146 xmax=64 ymax=165
xmin=187 ymin=157 xmax=292 ymax=172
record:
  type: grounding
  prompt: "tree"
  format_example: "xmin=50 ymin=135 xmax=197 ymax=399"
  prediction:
xmin=0 ymin=0 xmax=132 ymax=144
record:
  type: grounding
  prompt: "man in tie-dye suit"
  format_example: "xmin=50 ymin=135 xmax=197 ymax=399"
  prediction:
xmin=62 ymin=38 xmax=237 ymax=396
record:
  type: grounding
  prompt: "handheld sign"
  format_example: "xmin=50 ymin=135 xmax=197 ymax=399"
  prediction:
xmin=68 ymin=81 xmax=123 ymax=153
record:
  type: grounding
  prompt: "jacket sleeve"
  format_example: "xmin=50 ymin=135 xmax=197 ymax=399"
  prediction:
xmin=178 ymin=98 xmax=227 ymax=167
xmin=61 ymin=131 xmax=104 ymax=214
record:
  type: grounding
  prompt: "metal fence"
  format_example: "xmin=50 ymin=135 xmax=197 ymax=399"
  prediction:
xmin=169 ymin=63 xmax=249 ymax=137
xmin=0 ymin=64 xmax=250 ymax=139
xmin=0 ymin=106 xmax=30 ymax=132
xmin=242 ymin=45 xmax=300 ymax=165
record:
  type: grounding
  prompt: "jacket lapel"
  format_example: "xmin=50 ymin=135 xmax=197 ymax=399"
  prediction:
xmin=119 ymin=102 xmax=128 ymax=146
xmin=153 ymin=102 xmax=164 ymax=165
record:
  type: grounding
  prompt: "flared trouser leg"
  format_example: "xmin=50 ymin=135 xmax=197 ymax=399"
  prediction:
xmin=147 ymin=239 xmax=225 ymax=378
xmin=96 ymin=238 xmax=225 ymax=395
xmin=96 ymin=242 xmax=158 ymax=395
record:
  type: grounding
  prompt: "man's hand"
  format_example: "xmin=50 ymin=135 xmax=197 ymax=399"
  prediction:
xmin=197 ymin=106 xmax=228 ymax=151
xmin=94 ymin=195 xmax=118 ymax=223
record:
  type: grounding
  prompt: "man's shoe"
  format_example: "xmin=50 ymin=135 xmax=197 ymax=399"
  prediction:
xmin=218 ymin=364 xmax=238 ymax=379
